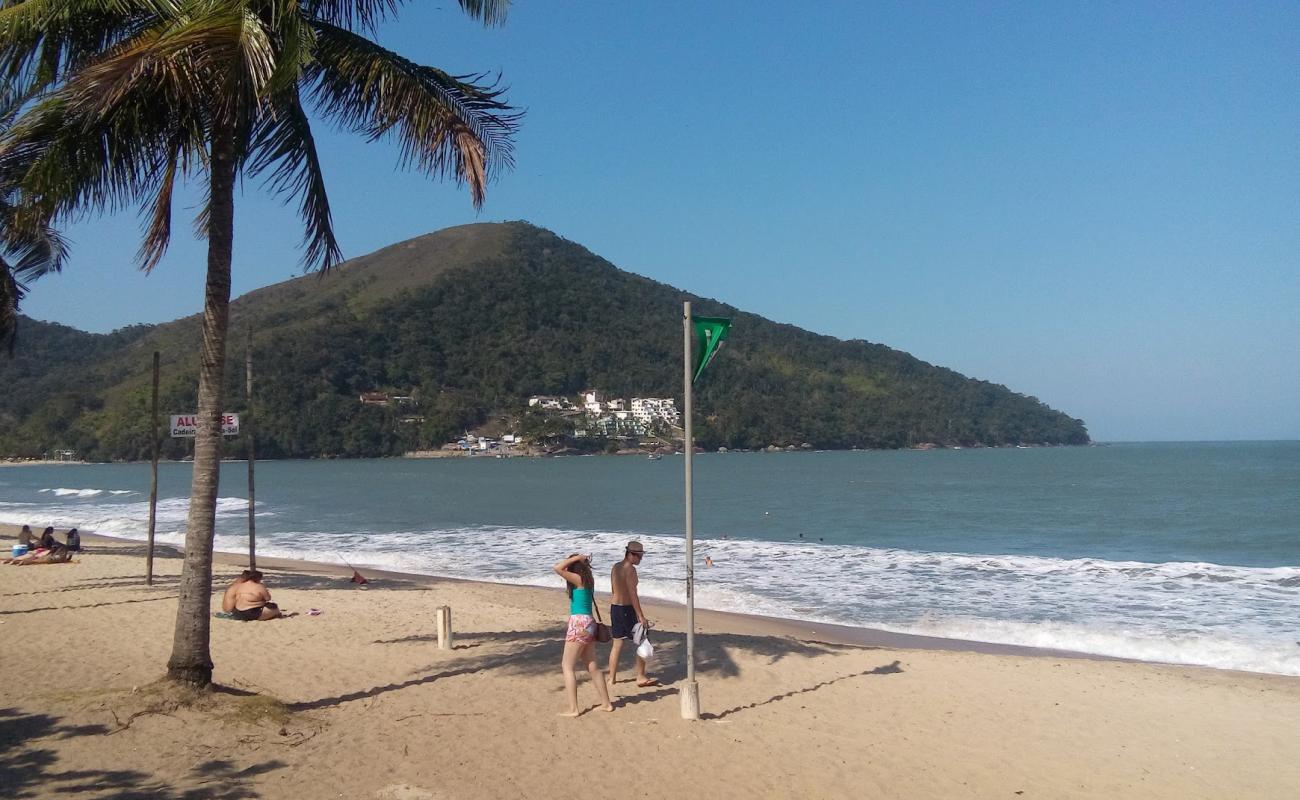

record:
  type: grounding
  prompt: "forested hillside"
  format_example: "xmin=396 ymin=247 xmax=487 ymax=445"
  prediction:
xmin=0 ymin=223 xmax=1089 ymax=460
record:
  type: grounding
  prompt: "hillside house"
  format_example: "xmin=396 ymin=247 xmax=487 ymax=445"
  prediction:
xmin=631 ymin=397 xmax=680 ymax=427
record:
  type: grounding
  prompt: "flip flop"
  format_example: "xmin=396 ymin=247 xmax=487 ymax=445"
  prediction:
xmin=636 ymin=678 xmax=660 ymax=687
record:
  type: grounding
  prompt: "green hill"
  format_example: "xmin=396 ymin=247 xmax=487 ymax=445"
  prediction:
xmin=0 ymin=222 xmax=1089 ymax=459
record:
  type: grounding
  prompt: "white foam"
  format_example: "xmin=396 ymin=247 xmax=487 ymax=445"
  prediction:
xmin=4 ymin=492 xmax=1297 ymax=677
xmin=41 ymin=488 xmax=105 ymax=497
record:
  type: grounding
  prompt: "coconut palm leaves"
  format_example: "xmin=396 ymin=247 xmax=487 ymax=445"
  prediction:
xmin=0 ymin=196 xmax=66 ymax=353
xmin=0 ymin=78 xmax=64 ymax=353
xmin=0 ymin=0 xmax=519 ymax=274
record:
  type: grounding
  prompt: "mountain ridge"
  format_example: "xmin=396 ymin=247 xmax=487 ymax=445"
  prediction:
xmin=1 ymin=222 xmax=1089 ymax=459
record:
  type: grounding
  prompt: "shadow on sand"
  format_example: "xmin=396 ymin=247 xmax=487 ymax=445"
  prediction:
xmin=301 ymin=625 xmax=901 ymax=720
xmin=0 ymin=706 xmax=285 ymax=799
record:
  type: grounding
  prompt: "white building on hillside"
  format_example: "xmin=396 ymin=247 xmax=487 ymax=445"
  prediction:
xmin=581 ymin=389 xmax=604 ymax=415
xmin=631 ymin=397 xmax=680 ymax=427
xmin=528 ymin=395 xmax=568 ymax=410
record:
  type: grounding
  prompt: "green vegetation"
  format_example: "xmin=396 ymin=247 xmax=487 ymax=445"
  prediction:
xmin=0 ymin=222 xmax=1089 ymax=459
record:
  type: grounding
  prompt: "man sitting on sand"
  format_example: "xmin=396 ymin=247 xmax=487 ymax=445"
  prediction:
xmin=222 ymin=570 xmax=282 ymax=621
xmin=608 ymin=540 xmax=657 ymax=689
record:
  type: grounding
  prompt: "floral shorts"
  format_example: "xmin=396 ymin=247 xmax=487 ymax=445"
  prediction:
xmin=565 ymin=614 xmax=595 ymax=644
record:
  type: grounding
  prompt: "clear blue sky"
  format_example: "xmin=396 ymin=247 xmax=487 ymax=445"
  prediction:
xmin=20 ymin=2 xmax=1299 ymax=442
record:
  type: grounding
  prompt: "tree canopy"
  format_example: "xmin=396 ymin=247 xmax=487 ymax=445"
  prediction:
xmin=0 ymin=222 xmax=1090 ymax=459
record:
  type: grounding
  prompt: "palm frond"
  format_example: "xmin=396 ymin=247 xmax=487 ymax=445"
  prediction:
xmin=137 ymin=136 xmax=180 ymax=272
xmin=0 ymin=0 xmax=166 ymax=98
xmin=0 ymin=191 xmax=67 ymax=355
xmin=64 ymin=5 xmax=275 ymax=126
xmin=2 ymin=89 xmax=205 ymax=224
xmin=308 ymin=20 xmax=519 ymax=207
xmin=302 ymin=1 xmax=405 ymax=34
xmin=456 ymin=0 xmax=510 ymax=27
xmin=0 ymin=255 xmax=22 ymax=354
xmin=248 ymin=85 xmax=341 ymax=271
xmin=264 ymin=2 xmax=317 ymax=97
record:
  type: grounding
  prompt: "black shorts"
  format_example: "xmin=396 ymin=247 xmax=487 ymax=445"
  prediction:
xmin=610 ymin=604 xmax=637 ymax=640
xmin=231 ymin=606 xmax=263 ymax=626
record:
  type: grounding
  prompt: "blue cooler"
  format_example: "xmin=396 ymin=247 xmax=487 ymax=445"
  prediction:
xmin=11 ymin=544 xmax=28 ymax=558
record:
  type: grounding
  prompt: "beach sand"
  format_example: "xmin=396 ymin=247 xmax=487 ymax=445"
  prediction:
xmin=2 ymin=527 xmax=1298 ymax=799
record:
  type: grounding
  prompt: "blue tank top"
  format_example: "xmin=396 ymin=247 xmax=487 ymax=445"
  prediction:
xmin=569 ymin=586 xmax=593 ymax=616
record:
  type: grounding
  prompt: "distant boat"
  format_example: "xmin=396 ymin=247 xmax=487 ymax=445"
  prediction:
xmin=647 ymin=454 xmax=662 ymax=461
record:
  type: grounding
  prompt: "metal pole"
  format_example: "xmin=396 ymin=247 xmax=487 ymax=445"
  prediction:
xmin=681 ymin=300 xmax=700 ymax=720
xmin=146 ymin=351 xmax=160 ymax=586
xmin=246 ymin=327 xmax=256 ymax=571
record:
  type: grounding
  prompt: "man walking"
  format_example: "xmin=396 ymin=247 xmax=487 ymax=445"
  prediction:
xmin=608 ymin=540 xmax=657 ymax=689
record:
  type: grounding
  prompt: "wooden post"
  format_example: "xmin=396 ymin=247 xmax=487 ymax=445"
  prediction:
xmin=680 ymin=301 xmax=701 ymax=720
xmin=245 ymin=327 xmax=256 ymax=571
xmin=146 ymin=351 xmax=160 ymax=586
xmin=436 ymin=605 xmax=453 ymax=650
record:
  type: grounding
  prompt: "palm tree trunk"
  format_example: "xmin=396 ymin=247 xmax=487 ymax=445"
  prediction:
xmin=166 ymin=120 xmax=237 ymax=687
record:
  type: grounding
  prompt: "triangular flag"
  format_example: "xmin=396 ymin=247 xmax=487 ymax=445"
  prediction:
xmin=692 ymin=316 xmax=731 ymax=383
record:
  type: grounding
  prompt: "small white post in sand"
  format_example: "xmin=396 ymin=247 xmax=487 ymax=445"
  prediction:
xmin=436 ymin=605 xmax=453 ymax=650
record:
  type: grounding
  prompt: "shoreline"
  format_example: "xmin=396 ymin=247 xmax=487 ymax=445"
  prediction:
xmin=6 ymin=524 xmax=1276 ymax=678
xmin=0 ymin=441 xmax=1098 ymax=469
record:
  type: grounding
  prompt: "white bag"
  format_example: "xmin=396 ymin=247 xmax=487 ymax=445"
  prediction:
xmin=636 ymin=634 xmax=654 ymax=660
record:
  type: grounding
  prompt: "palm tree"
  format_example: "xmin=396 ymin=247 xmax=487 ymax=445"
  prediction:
xmin=0 ymin=0 xmax=519 ymax=686
xmin=0 ymin=84 xmax=66 ymax=354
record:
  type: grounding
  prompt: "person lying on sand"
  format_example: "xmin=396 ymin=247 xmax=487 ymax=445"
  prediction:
xmin=222 ymin=570 xmax=283 ymax=621
xmin=5 ymin=548 xmax=72 ymax=565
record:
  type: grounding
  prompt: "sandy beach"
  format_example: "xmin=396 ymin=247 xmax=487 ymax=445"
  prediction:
xmin=2 ymin=526 xmax=1298 ymax=799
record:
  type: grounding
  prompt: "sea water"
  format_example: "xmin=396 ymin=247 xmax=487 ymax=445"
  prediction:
xmin=2 ymin=442 xmax=1297 ymax=676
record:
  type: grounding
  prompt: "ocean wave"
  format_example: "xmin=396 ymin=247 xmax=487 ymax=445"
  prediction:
xmin=40 ymin=488 xmax=105 ymax=497
xmin=3 ymin=498 xmax=1297 ymax=676
xmin=191 ymin=525 xmax=1300 ymax=677
xmin=0 ymin=494 xmax=249 ymax=536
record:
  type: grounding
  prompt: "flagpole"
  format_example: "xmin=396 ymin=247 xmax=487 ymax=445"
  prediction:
xmin=681 ymin=300 xmax=700 ymax=720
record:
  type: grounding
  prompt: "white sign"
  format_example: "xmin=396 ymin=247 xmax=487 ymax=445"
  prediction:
xmin=170 ymin=413 xmax=240 ymax=438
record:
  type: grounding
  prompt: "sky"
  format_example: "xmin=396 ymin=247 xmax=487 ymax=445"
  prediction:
xmin=18 ymin=2 xmax=1300 ymax=442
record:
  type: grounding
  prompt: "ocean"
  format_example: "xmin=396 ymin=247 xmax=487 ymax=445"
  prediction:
xmin=2 ymin=442 xmax=1297 ymax=676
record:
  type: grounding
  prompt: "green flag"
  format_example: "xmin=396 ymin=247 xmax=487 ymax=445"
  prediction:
xmin=692 ymin=316 xmax=731 ymax=383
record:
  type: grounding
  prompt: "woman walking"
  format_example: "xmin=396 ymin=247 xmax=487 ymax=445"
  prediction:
xmin=554 ymin=553 xmax=614 ymax=717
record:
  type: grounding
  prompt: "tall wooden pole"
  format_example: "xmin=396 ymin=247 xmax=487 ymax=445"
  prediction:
xmin=245 ymin=327 xmax=256 ymax=571
xmin=681 ymin=301 xmax=700 ymax=720
xmin=146 ymin=351 xmax=160 ymax=586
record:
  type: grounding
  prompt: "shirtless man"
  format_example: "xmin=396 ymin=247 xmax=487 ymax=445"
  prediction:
xmin=222 ymin=570 xmax=282 ymax=621
xmin=607 ymin=541 xmax=656 ymax=688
